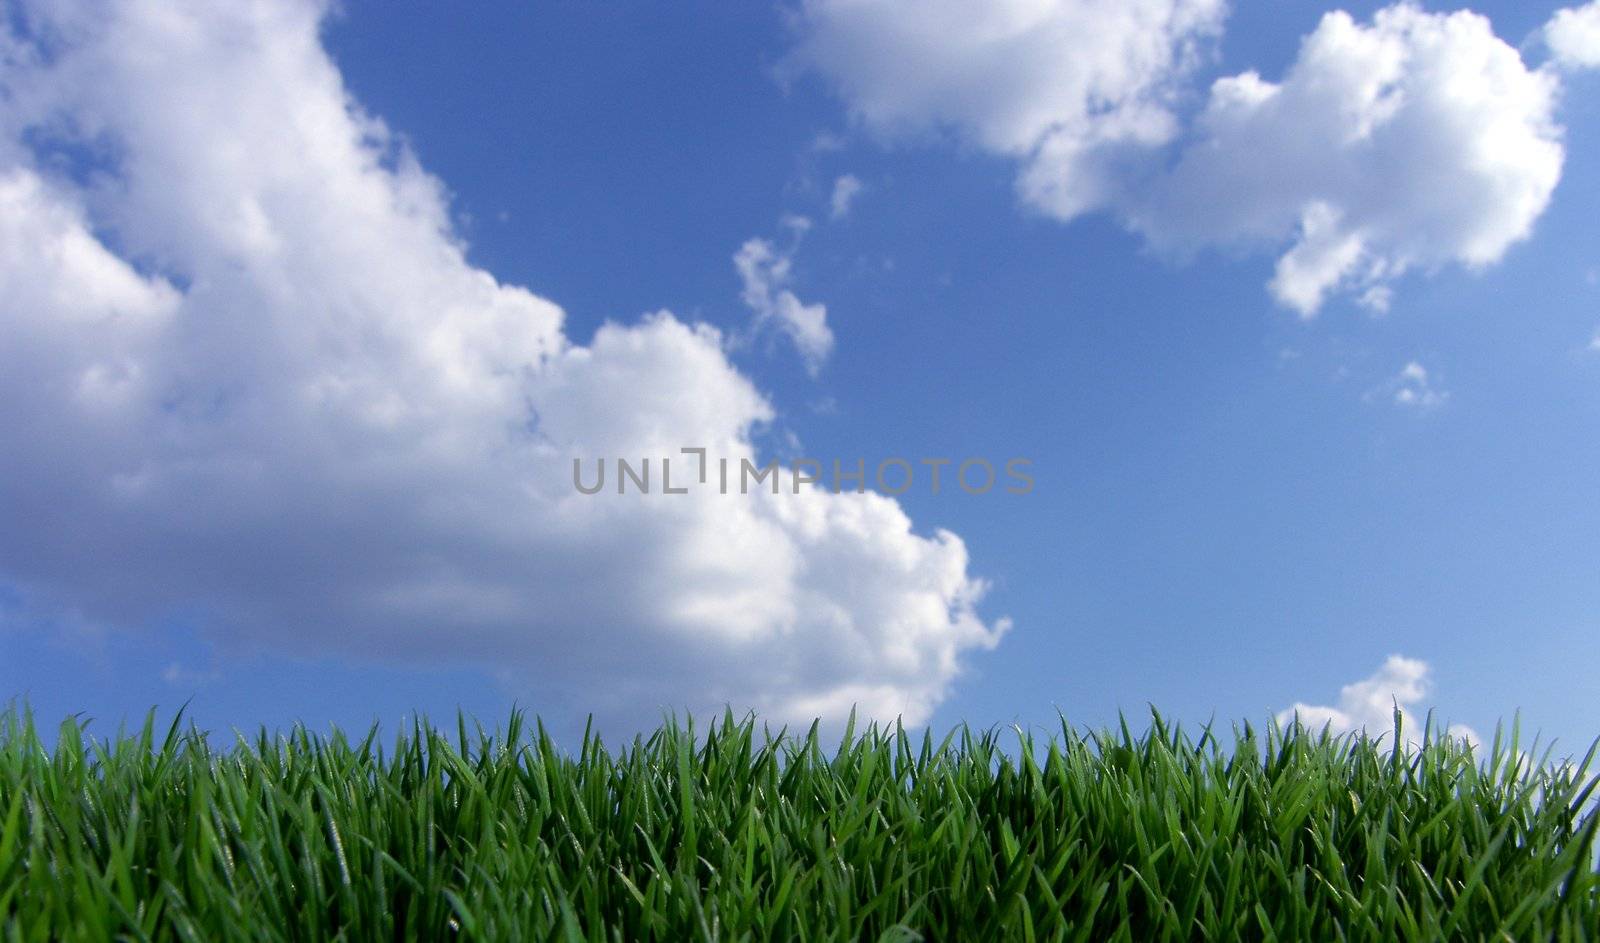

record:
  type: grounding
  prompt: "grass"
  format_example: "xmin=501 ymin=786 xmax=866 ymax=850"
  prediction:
xmin=1 ymin=707 xmax=1597 ymax=941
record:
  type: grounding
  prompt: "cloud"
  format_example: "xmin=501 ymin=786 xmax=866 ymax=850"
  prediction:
xmin=1136 ymin=5 xmax=1564 ymax=315
xmin=0 ymin=0 xmax=1002 ymax=730
xmin=790 ymin=3 xmax=1571 ymax=315
xmin=161 ymin=661 xmax=220 ymax=687
xmin=1545 ymin=1 xmax=1600 ymax=70
xmin=734 ymin=223 xmax=835 ymax=374
xmin=1278 ymin=655 xmax=1480 ymax=749
xmin=1373 ymin=360 xmax=1449 ymax=410
xmin=785 ymin=0 xmax=1227 ymax=221
xmin=829 ymin=173 xmax=864 ymax=220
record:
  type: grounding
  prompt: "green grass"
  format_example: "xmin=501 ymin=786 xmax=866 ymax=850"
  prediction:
xmin=1 ymin=707 xmax=1596 ymax=941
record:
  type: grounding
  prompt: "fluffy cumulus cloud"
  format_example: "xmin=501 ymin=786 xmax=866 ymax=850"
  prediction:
xmin=791 ymin=2 xmax=1575 ymax=315
xmin=1545 ymin=1 xmax=1600 ymax=70
xmin=1137 ymin=5 xmax=1565 ymax=315
xmin=0 ymin=0 xmax=1003 ymax=729
xmin=786 ymin=0 xmax=1227 ymax=221
xmin=1278 ymin=655 xmax=1479 ymax=749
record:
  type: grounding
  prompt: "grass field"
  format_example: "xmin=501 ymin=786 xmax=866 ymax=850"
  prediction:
xmin=1 ymin=707 xmax=1596 ymax=941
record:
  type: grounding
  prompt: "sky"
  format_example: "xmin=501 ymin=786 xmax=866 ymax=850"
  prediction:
xmin=2 ymin=0 xmax=1599 ymax=751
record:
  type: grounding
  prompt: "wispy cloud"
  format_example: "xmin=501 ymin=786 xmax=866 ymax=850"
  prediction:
xmin=829 ymin=173 xmax=865 ymax=220
xmin=1381 ymin=361 xmax=1449 ymax=411
xmin=734 ymin=219 xmax=835 ymax=375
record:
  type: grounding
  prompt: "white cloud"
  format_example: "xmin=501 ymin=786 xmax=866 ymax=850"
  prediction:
xmin=734 ymin=226 xmax=835 ymax=375
xmin=1136 ymin=5 xmax=1564 ymax=315
xmin=829 ymin=173 xmax=865 ymax=219
xmin=0 ymin=0 xmax=1002 ymax=730
xmin=1545 ymin=1 xmax=1600 ymax=70
xmin=1374 ymin=360 xmax=1448 ymax=410
xmin=786 ymin=0 xmax=1226 ymax=221
xmin=790 ymin=3 xmax=1571 ymax=315
xmin=1278 ymin=655 xmax=1480 ymax=749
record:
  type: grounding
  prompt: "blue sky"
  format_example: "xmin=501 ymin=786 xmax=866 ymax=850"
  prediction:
xmin=3 ymin=0 xmax=1600 ymax=750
